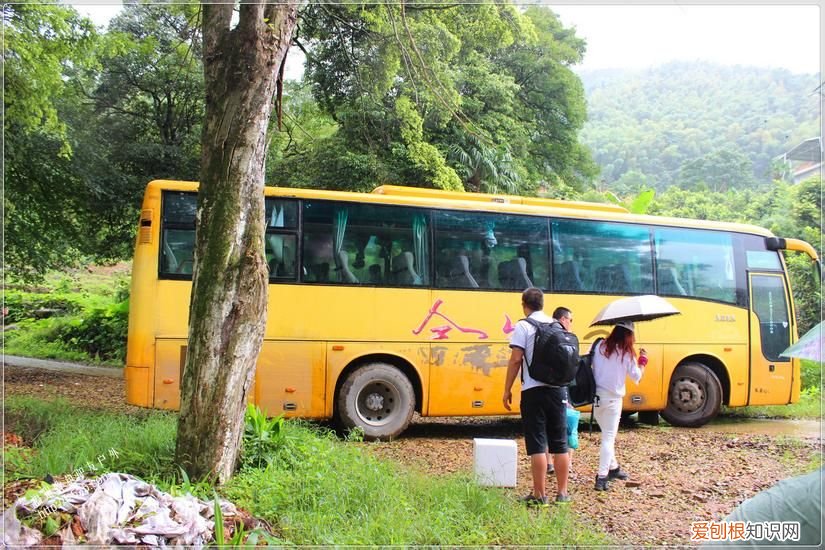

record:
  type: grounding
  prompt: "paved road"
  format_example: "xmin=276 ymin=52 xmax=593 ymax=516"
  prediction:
xmin=4 ymin=355 xmax=122 ymax=378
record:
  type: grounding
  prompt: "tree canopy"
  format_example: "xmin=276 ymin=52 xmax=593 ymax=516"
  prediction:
xmin=272 ymin=3 xmax=597 ymax=193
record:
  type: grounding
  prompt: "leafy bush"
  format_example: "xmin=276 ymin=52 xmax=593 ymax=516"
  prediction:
xmin=801 ymin=359 xmax=820 ymax=391
xmin=3 ymin=267 xmax=131 ymax=365
xmin=241 ymin=404 xmax=285 ymax=469
xmin=54 ymin=299 xmax=129 ymax=363
xmin=3 ymin=291 xmax=85 ymax=323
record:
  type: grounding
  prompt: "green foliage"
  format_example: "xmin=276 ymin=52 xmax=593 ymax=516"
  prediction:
xmin=800 ymin=360 xmax=821 ymax=391
xmin=241 ymin=405 xmax=286 ymax=469
xmin=53 ymin=299 xmax=129 ymax=363
xmin=3 ymin=2 xmax=96 ymax=143
xmin=581 ymin=62 xmax=819 ymax=188
xmin=5 ymin=3 xmax=203 ymax=280
xmin=224 ymin=422 xmax=608 ymax=546
xmin=678 ymin=149 xmax=756 ymax=192
xmin=3 ymin=267 xmax=131 ymax=365
xmin=4 ymin=397 xmax=177 ymax=481
xmin=286 ymin=2 xmax=595 ymax=194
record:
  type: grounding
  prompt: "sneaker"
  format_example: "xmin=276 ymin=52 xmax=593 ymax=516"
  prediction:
xmin=555 ymin=493 xmax=571 ymax=504
xmin=520 ymin=494 xmax=550 ymax=507
xmin=594 ymin=475 xmax=609 ymax=491
xmin=546 ymin=463 xmax=555 ymax=475
xmin=608 ymin=466 xmax=629 ymax=481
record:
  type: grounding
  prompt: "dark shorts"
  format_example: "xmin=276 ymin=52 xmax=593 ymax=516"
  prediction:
xmin=520 ymin=386 xmax=569 ymax=456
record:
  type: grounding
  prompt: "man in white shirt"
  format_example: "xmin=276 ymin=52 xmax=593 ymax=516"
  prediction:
xmin=503 ymin=288 xmax=571 ymax=506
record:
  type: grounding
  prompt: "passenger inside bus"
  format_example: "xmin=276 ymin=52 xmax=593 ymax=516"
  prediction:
xmin=391 ymin=251 xmax=422 ymax=285
xmin=335 ymin=250 xmax=359 ymax=284
xmin=498 ymin=257 xmax=533 ymax=289
xmin=555 ymin=260 xmax=584 ymax=291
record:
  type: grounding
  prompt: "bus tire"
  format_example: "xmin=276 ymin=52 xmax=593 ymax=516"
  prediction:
xmin=337 ymin=362 xmax=415 ymax=441
xmin=661 ymin=362 xmax=722 ymax=427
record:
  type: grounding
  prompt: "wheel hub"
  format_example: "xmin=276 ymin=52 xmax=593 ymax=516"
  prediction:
xmin=673 ymin=378 xmax=705 ymax=412
xmin=364 ymin=392 xmax=385 ymax=411
xmin=356 ymin=380 xmax=398 ymax=427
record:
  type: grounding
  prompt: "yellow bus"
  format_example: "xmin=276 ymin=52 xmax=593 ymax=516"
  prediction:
xmin=125 ymin=180 xmax=819 ymax=438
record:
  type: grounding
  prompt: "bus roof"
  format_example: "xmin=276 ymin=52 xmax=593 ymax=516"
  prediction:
xmin=372 ymin=185 xmax=629 ymax=214
xmin=146 ymin=180 xmax=777 ymax=238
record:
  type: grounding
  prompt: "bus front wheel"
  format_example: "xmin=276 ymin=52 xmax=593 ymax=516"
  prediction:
xmin=337 ymin=362 xmax=415 ymax=441
xmin=661 ymin=362 xmax=722 ymax=428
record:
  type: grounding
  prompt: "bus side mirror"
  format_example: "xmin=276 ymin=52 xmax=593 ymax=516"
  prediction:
xmin=765 ymin=237 xmax=785 ymax=251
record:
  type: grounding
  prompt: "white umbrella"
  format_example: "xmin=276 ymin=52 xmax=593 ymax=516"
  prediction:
xmin=780 ymin=321 xmax=823 ymax=363
xmin=590 ymin=295 xmax=681 ymax=326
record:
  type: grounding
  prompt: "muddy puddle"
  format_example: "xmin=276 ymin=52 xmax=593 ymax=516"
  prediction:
xmin=703 ymin=416 xmax=821 ymax=438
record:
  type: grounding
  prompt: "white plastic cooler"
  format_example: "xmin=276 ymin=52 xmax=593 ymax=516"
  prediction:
xmin=473 ymin=438 xmax=518 ymax=487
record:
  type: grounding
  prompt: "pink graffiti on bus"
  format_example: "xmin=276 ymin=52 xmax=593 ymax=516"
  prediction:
xmin=412 ymin=299 xmax=488 ymax=340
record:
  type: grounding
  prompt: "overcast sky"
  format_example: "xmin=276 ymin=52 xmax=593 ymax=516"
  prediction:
xmin=72 ymin=2 xmax=821 ymax=75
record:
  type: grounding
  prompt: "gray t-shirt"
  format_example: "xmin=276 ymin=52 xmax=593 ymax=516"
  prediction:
xmin=703 ymin=467 xmax=822 ymax=547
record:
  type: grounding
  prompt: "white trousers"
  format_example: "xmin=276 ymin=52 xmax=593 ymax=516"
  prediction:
xmin=592 ymin=395 xmax=622 ymax=477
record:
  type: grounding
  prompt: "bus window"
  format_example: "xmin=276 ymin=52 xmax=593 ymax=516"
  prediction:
xmin=160 ymin=192 xmax=197 ymax=276
xmin=751 ymin=275 xmax=791 ymax=361
xmin=655 ymin=228 xmax=737 ymax=304
xmin=302 ymin=200 xmax=430 ymax=286
xmin=434 ymin=211 xmax=549 ymax=290
xmin=264 ymin=198 xmax=298 ymax=280
xmin=552 ymin=219 xmax=653 ymax=295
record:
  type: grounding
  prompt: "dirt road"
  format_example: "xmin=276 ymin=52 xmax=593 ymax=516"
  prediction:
xmin=4 ymin=365 xmax=821 ymax=544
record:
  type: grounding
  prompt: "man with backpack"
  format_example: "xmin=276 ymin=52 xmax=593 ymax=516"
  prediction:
xmin=502 ymin=288 xmax=572 ymax=506
xmin=546 ymin=307 xmax=577 ymax=477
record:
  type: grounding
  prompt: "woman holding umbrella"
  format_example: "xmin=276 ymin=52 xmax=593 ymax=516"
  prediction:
xmin=592 ymin=320 xmax=648 ymax=491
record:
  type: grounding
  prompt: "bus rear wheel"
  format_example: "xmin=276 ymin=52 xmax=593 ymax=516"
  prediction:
xmin=337 ymin=362 xmax=415 ymax=441
xmin=661 ymin=362 xmax=722 ymax=427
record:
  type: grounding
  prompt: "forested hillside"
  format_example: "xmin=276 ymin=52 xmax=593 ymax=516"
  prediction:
xmin=579 ymin=62 xmax=820 ymax=191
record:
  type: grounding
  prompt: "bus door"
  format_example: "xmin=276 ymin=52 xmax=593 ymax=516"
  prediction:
xmin=748 ymin=273 xmax=793 ymax=405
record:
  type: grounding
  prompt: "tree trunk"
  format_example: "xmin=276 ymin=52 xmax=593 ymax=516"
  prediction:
xmin=175 ymin=1 xmax=297 ymax=483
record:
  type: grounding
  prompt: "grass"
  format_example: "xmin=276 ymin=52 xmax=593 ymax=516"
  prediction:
xmin=4 ymin=397 xmax=610 ymax=546
xmin=721 ymin=385 xmax=822 ymax=420
xmin=4 ymin=397 xmax=177 ymax=483
xmin=3 ymin=265 xmax=131 ymax=366
xmin=226 ymin=421 xmax=607 ymax=546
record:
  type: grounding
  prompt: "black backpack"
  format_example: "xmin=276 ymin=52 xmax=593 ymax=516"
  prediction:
xmin=568 ymin=337 xmax=603 ymax=407
xmin=522 ymin=318 xmax=580 ymax=386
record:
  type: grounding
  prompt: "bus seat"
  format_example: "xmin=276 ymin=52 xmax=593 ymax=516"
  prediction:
xmin=449 ymin=254 xmax=479 ymax=288
xmin=391 ymin=251 xmax=421 ymax=285
xmin=595 ymin=266 xmax=613 ymax=293
xmin=368 ymin=264 xmax=383 ymax=285
xmin=498 ymin=258 xmax=533 ymax=290
xmin=659 ymin=266 xmax=687 ymax=295
xmin=556 ymin=260 xmax=583 ymax=291
xmin=163 ymin=241 xmax=179 ymax=272
xmin=336 ymin=250 xmax=359 ymax=284
xmin=308 ymin=262 xmax=330 ymax=282
xmin=176 ymin=258 xmax=193 ymax=274
xmin=612 ymin=264 xmax=631 ymax=293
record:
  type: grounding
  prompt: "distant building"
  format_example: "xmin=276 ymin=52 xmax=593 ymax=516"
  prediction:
xmin=776 ymin=137 xmax=822 ymax=183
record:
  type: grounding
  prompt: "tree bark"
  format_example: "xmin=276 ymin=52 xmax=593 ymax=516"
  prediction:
xmin=175 ymin=1 xmax=298 ymax=483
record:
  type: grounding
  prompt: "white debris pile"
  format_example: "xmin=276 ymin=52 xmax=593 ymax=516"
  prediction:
xmin=2 ymin=472 xmax=239 ymax=548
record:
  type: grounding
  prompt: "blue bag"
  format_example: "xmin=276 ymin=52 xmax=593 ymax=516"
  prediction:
xmin=566 ymin=407 xmax=581 ymax=450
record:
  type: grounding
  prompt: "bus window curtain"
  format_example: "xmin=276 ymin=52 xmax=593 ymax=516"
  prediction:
xmin=333 ymin=208 xmax=348 ymax=281
xmin=413 ymin=214 xmax=428 ymax=285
